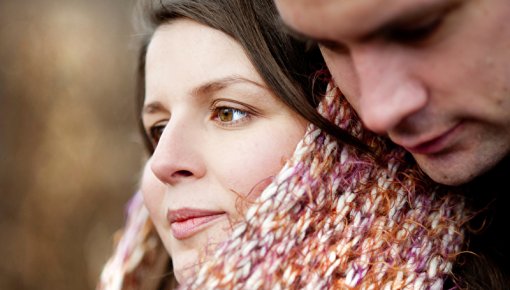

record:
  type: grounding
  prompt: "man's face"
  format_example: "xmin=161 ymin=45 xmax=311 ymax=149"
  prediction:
xmin=275 ymin=0 xmax=510 ymax=185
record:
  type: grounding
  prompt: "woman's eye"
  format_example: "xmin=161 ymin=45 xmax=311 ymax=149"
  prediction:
xmin=214 ymin=107 xmax=249 ymax=125
xmin=148 ymin=122 xmax=167 ymax=145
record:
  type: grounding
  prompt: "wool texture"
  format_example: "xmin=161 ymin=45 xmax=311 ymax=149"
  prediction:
xmin=98 ymin=192 xmax=171 ymax=290
xmin=98 ymin=87 xmax=466 ymax=290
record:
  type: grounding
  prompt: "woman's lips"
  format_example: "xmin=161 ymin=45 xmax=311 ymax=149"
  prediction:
xmin=167 ymin=208 xmax=226 ymax=240
xmin=402 ymin=123 xmax=463 ymax=155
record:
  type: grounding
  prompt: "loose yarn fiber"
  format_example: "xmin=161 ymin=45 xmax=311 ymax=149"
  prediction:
xmin=180 ymin=87 xmax=466 ymax=290
xmin=98 ymin=192 xmax=171 ymax=290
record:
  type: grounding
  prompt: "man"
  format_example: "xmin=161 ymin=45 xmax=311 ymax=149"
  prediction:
xmin=274 ymin=1 xmax=510 ymax=288
xmin=274 ymin=0 xmax=510 ymax=187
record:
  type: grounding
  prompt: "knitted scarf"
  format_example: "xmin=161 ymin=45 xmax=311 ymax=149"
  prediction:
xmin=98 ymin=87 xmax=466 ymax=290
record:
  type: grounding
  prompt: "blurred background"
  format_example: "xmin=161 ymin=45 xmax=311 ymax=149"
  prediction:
xmin=0 ymin=0 xmax=147 ymax=289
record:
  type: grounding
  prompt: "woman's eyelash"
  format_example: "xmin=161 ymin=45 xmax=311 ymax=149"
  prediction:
xmin=210 ymin=98 xmax=260 ymax=127
xmin=211 ymin=106 xmax=250 ymax=126
xmin=148 ymin=122 xmax=167 ymax=146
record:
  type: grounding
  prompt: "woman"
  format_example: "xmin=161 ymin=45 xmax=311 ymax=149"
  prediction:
xmin=98 ymin=0 xmax=467 ymax=289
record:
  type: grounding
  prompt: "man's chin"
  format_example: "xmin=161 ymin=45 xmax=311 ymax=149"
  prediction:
xmin=414 ymin=156 xmax=472 ymax=187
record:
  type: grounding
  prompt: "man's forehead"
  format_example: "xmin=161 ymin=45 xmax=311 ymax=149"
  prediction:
xmin=277 ymin=0 xmax=451 ymax=40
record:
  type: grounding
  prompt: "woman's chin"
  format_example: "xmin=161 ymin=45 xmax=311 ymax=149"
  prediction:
xmin=172 ymin=254 xmax=198 ymax=284
xmin=165 ymin=216 xmax=238 ymax=283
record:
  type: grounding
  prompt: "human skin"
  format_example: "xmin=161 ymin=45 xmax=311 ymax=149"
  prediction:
xmin=141 ymin=19 xmax=308 ymax=282
xmin=274 ymin=0 xmax=510 ymax=185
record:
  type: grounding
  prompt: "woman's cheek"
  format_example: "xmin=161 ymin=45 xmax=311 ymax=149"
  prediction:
xmin=219 ymin=139 xmax=291 ymax=200
xmin=141 ymin=162 xmax=166 ymax=220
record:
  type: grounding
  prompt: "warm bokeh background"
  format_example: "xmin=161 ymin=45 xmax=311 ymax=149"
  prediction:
xmin=0 ymin=1 xmax=147 ymax=289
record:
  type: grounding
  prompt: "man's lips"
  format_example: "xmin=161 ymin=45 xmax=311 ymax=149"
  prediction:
xmin=167 ymin=208 xmax=226 ymax=240
xmin=394 ymin=122 xmax=463 ymax=155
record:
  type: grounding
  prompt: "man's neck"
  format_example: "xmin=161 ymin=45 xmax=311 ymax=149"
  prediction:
xmin=464 ymin=153 xmax=509 ymax=272
xmin=464 ymin=154 xmax=509 ymax=203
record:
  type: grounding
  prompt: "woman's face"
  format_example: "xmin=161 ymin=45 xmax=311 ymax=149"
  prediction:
xmin=141 ymin=19 xmax=308 ymax=282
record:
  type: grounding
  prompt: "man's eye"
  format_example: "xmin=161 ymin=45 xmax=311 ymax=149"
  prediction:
xmin=214 ymin=107 xmax=249 ymax=124
xmin=149 ymin=122 xmax=167 ymax=146
xmin=390 ymin=16 xmax=443 ymax=44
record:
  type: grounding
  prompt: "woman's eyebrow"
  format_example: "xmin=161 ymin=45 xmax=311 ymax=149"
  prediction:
xmin=142 ymin=77 xmax=267 ymax=115
xmin=193 ymin=75 xmax=266 ymax=96
xmin=143 ymin=101 xmax=165 ymax=115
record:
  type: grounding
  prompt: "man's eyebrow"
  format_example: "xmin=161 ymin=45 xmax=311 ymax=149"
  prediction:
xmin=280 ymin=19 xmax=353 ymax=53
xmin=278 ymin=18 xmax=323 ymax=49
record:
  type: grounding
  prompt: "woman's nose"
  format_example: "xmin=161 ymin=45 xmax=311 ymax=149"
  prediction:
xmin=149 ymin=121 xmax=205 ymax=186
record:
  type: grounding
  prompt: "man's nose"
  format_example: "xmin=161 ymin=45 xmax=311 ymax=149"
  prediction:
xmin=350 ymin=43 xmax=428 ymax=134
xmin=149 ymin=120 xmax=205 ymax=186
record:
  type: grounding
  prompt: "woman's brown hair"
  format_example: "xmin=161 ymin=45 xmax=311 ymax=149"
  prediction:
xmin=135 ymin=0 xmax=369 ymax=154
